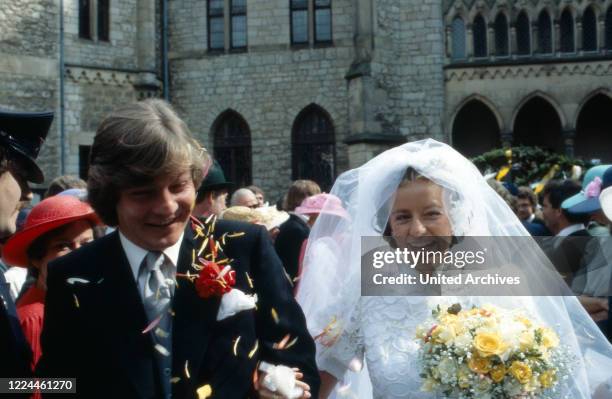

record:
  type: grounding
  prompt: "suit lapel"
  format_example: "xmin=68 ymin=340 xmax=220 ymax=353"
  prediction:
xmin=172 ymin=226 xmax=220 ymax=384
xmin=99 ymin=233 xmax=158 ymax=399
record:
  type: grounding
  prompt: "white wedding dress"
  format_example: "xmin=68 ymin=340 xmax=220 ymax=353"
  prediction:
xmin=319 ymin=296 xmax=434 ymax=398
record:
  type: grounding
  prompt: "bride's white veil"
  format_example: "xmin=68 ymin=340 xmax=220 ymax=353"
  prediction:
xmin=296 ymin=139 xmax=612 ymax=398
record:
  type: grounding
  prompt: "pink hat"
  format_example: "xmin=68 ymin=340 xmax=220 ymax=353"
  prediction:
xmin=295 ymin=193 xmax=349 ymax=219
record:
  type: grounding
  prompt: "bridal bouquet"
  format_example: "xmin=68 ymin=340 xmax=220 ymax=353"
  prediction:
xmin=416 ymin=303 xmax=571 ymax=398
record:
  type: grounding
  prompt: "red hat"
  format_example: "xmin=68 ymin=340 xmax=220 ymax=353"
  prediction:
xmin=3 ymin=195 xmax=100 ymax=267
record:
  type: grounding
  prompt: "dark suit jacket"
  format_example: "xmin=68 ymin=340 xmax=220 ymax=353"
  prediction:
xmin=0 ymin=271 xmax=32 ymax=378
xmin=545 ymin=228 xmax=592 ymax=285
xmin=274 ymin=215 xmax=310 ymax=282
xmin=37 ymin=221 xmax=319 ymax=398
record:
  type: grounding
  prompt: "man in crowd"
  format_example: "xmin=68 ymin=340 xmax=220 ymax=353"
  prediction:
xmin=192 ymin=160 xmax=232 ymax=218
xmin=516 ymin=186 xmax=550 ymax=236
xmin=38 ymin=100 xmax=318 ymax=398
xmin=247 ymin=185 xmax=266 ymax=207
xmin=230 ymin=187 xmax=259 ymax=208
xmin=0 ymin=109 xmax=53 ymax=377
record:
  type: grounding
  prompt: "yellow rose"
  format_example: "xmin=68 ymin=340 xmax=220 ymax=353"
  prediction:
xmin=540 ymin=328 xmax=560 ymax=349
xmin=432 ymin=324 xmax=456 ymax=344
xmin=468 ymin=354 xmax=492 ymax=374
xmin=539 ymin=370 xmax=556 ymax=388
xmin=473 ymin=332 xmax=506 ymax=357
xmin=509 ymin=361 xmax=532 ymax=384
xmin=519 ymin=331 xmax=535 ymax=350
xmin=489 ymin=364 xmax=506 ymax=383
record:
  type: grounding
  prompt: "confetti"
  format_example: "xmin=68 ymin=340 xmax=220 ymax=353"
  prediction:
xmin=197 ymin=237 xmax=209 ymax=257
xmin=185 ymin=360 xmax=191 ymax=379
xmin=227 ymin=232 xmax=245 ymax=238
xmin=273 ymin=334 xmax=291 ymax=349
xmin=245 ymin=272 xmax=254 ymax=289
xmin=155 ymin=327 xmax=169 ymax=338
xmin=233 ymin=336 xmax=242 ymax=356
xmin=73 ymin=294 xmax=80 ymax=308
xmin=285 ymin=336 xmax=299 ymax=350
xmin=196 ymin=384 xmax=212 ymax=399
xmin=67 ymin=277 xmax=90 ymax=285
xmin=170 ymin=377 xmax=181 ymax=384
xmin=248 ymin=340 xmax=259 ymax=359
xmin=142 ymin=314 xmax=163 ymax=334
xmin=271 ymin=308 xmax=279 ymax=324
xmin=154 ymin=344 xmax=170 ymax=357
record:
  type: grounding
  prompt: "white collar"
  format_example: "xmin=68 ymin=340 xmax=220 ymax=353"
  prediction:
xmin=289 ymin=211 xmax=309 ymax=223
xmin=527 ymin=214 xmax=535 ymax=223
xmin=557 ymin=224 xmax=585 ymax=237
xmin=118 ymin=231 xmax=184 ymax=282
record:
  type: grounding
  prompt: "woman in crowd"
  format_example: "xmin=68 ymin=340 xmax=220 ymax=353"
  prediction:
xmin=2 ymin=195 xmax=99 ymax=369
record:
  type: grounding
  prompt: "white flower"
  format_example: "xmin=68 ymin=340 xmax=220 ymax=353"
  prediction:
xmin=216 ymin=289 xmax=257 ymax=321
xmin=259 ymin=362 xmax=303 ymax=399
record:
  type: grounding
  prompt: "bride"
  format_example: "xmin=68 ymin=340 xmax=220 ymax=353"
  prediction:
xmin=296 ymin=139 xmax=612 ymax=398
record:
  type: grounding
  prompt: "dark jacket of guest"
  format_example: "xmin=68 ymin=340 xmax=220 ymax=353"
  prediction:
xmin=37 ymin=221 xmax=319 ymax=398
xmin=274 ymin=214 xmax=310 ymax=283
xmin=0 ymin=271 xmax=33 ymax=378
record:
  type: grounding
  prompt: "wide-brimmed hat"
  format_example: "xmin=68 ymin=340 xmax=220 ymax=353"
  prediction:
xmin=3 ymin=195 xmax=100 ymax=267
xmin=253 ymin=206 xmax=290 ymax=231
xmin=562 ymin=164 xmax=612 ymax=214
xmin=295 ymin=193 xmax=349 ymax=219
xmin=197 ymin=160 xmax=233 ymax=194
xmin=0 ymin=110 xmax=53 ymax=183
xmin=598 ymin=167 xmax=612 ymax=221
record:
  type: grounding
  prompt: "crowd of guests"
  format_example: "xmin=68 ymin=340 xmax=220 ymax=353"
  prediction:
xmin=488 ymin=168 xmax=612 ymax=339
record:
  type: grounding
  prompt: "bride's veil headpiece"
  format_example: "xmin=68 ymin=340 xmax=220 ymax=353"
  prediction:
xmin=296 ymin=139 xmax=612 ymax=398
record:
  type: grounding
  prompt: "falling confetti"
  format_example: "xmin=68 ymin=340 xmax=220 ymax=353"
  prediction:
xmin=155 ymin=327 xmax=169 ymax=338
xmin=142 ymin=315 xmax=162 ymax=334
xmin=196 ymin=384 xmax=212 ymax=399
xmin=285 ymin=336 xmax=299 ymax=350
xmin=271 ymin=308 xmax=279 ymax=324
xmin=73 ymin=294 xmax=80 ymax=308
xmin=248 ymin=340 xmax=259 ymax=359
xmin=185 ymin=360 xmax=191 ymax=379
xmin=67 ymin=277 xmax=90 ymax=285
xmin=348 ymin=358 xmax=363 ymax=372
xmin=154 ymin=344 xmax=170 ymax=357
xmin=245 ymin=272 xmax=254 ymax=289
xmin=273 ymin=334 xmax=291 ymax=349
xmin=170 ymin=377 xmax=181 ymax=384
xmin=233 ymin=336 xmax=242 ymax=356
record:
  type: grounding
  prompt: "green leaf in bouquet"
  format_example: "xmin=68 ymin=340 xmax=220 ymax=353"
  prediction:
xmin=447 ymin=303 xmax=462 ymax=315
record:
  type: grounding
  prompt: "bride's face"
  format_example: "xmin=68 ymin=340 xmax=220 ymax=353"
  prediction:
xmin=388 ymin=179 xmax=453 ymax=251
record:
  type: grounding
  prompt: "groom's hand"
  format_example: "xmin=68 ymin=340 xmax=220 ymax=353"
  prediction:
xmin=255 ymin=368 xmax=312 ymax=399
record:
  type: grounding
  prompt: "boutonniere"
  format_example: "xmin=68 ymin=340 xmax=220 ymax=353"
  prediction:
xmin=177 ymin=216 xmax=257 ymax=321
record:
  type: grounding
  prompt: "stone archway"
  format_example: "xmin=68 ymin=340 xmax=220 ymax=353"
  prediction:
xmin=451 ymin=99 xmax=501 ymax=157
xmin=513 ymin=97 xmax=563 ymax=153
xmin=575 ymin=94 xmax=612 ymax=162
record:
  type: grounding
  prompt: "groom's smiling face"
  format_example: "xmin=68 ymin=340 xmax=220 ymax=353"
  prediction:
xmin=388 ymin=179 xmax=453 ymax=251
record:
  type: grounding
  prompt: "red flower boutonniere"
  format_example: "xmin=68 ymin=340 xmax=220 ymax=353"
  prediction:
xmin=194 ymin=259 xmax=236 ymax=298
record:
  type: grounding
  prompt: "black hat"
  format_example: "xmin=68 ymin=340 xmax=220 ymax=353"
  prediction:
xmin=0 ymin=110 xmax=53 ymax=183
xmin=197 ymin=160 xmax=233 ymax=194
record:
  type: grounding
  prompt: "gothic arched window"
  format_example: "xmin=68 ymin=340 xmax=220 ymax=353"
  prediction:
xmin=291 ymin=105 xmax=336 ymax=191
xmin=494 ymin=13 xmax=509 ymax=56
xmin=473 ymin=14 xmax=488 ymax=57
xmin=560 ymin=8 xmax=575 ymax=52
xmin=213 ymin=110 xmax=252 ymax=188
xmin=451 ymin=16 xmax=467 ymax=59
xmin=516 ymin=11 xmax=531 ymax=55
xmin=537 ymin=10 xmax=552 ymax=54
xmin=582 ymin=6 xmax=597 ymax=51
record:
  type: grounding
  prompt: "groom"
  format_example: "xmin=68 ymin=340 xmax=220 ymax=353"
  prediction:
xmin=37 ymin=100 xmax=319 ymax=398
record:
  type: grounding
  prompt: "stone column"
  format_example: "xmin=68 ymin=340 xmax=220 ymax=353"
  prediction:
xmin=562 ymin=129 xmax=576 ymax=157
xmin=501 ymin=130 xmax=513 ymax=148
xmin=134 ymin=0 xmax=161 ymax=98
xmin=344 ymin=0 xmax=404 ymax=168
